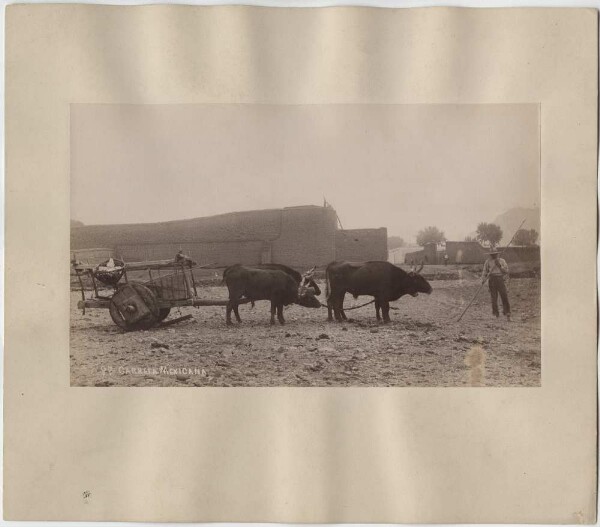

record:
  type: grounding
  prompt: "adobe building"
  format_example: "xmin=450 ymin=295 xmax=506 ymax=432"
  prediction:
xmin=404 ymin=240 xmax=540 ymax=265
xmin=71 ymin=204 xmax=388 ymax=269
xmin=444 ymin=241 xmax=540 ymax=264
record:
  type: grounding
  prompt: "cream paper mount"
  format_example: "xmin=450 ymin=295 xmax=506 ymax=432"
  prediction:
xmin=4 ymin=5 xmax=598 ymax=523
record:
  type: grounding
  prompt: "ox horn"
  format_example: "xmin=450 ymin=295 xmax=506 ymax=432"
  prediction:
xmin=416 ymin=262 xmax=424 ymax=274
xmin=302 ymin=267 xmax=316 ymax=283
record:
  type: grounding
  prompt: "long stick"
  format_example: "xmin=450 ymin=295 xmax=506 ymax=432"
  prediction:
xmin=456 ymin=281 xmax=486 ymax=322
xmin=456 ymin=219 xmax=526 ymax=322
xmin=501 ymin=219 xmax=527 ymax=253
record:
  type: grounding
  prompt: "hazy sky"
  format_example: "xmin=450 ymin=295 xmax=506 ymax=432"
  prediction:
xmin=71 ymin=104 xmax=540 ymax=242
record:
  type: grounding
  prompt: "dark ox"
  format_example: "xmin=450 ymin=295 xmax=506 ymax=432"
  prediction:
xmin=325 ymin=261 xmax=432 ymax=323
xmin=223 ymin=264 xmax=321 ymax=325
xmin=253 ymin=263 xmax=322 ymax=297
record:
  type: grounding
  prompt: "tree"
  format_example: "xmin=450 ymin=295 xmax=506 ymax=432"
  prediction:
xmin=513 ymin=228 xmax=539 ymax=246
xmin=476 ymin=222 xmax=503 ymax=247
xmin=464 ymin=235 xmax=476 ymax=242
xmin=387 ymin=236 xmax=406 ymax=250
xmin=416 ymin=226 xmax=446 ymax=247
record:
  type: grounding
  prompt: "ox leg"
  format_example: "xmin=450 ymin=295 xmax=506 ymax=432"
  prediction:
xmin=233 ymin=304 xmax=242 ymax=323
xmin=226 ymin=300 xmax=242 ymax=325
xmin=375 ymin=299 xmax=381 ymax=321
xmin=381 ymin=300 xmax=391 ymax=323
xmin=327 ymin=304 xmax=334 ymax=322
xmin=270 ymin=301 xmax=277 ymax=325
xmin=340 ymin=293 xmax=348 ymax=321
xmin=327 ymin=294 xmax=338 ymax=322
xmin=226 ymin=287 xmax=244 ymax=325
xmin=340 ymin=292 xmax=348 ymax=321
xmin=327 ymin=294 xmax=335 ymax=321
xmin=330 ymin=293 xmax=340 ymax=322
xmin=334 ymin=292 xmax=345 ymax=322
xmin=226 ymin=304 xmax=233 ymax=325
xmin=277 ymin=304 xmax=285 ymax=325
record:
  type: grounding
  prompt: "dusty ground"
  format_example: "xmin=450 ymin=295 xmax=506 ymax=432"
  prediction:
xmin=70 ymin=268 xmax=541 ymax=387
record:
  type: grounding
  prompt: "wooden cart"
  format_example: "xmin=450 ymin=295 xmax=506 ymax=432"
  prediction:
xmin=72 ymin=252 xmax=243 ymax=331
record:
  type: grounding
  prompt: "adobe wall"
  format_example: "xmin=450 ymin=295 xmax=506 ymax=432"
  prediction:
xmin=445 ymin=241 xmax=488 ymax=264
xmin=404 ymin=243 xmax=438 ymax=264
xmin=70 ymin=208 xmax=283 ymax=248
xmin=335 ymin=228 xmax=388 ymax=262
xmin=71 ymin=205 xmax=339 ymax=268
xmin=500 ymin=246 xmax=540 ymax=263
xmin=442 ymin=242 xmax=540 ymax=264
xmin=115 ymin=241 xmax=266 ymax=267
xmin=271 ymin=206 xmax=337 ymax=268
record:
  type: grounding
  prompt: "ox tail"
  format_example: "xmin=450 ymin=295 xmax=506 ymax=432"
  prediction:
xmin=221 ymin=265 xmax=236 ymax=285
xmin=221 ymin=264 xmax=253 ymax=307
xmin=325 ymin=267 xmax=331 ymax=303
xmin=220 ymin=267 xmax=229 ymax=285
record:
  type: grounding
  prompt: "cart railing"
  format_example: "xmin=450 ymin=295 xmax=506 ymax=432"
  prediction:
xmin=71 ymin=252 xmax=233 ymax=330
xmin=72 ymin=255 xmax=198 ymax=273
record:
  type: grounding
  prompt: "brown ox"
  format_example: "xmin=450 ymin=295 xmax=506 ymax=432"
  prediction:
xmin=223 ymin=264 xmax=321 ymax=325
xmin=325 ymin=261 xmax=432 ymax=323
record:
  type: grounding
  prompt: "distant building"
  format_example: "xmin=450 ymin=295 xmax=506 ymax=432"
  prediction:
xmin=70 ymin=204 xmax=388 ymax=268
xmin=388 ymin=245 xmax=420 ymax=265
xmin=445 ymin=241 xmax=540 ymax=264
xmin=404 ymin=240 xmax=540 ymax=265
xmin=404 ymin=243 xmax=439 ymax=265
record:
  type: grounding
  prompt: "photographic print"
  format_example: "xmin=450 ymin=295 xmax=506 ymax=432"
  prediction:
xmin=70 ymin=103 xmax=541 ymax=387
xmin=8 ymin=5 xmax=597 ymax=523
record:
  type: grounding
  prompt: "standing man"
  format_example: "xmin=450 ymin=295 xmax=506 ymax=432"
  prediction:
xmin=481 ymin=248 xmax=511 ymax=320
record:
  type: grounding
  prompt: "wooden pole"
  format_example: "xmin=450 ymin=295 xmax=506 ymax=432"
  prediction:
xmin=501 ymin=219 xmax=527 ymax=254
xmin=457 ymin=281 xmax=486 ymax=322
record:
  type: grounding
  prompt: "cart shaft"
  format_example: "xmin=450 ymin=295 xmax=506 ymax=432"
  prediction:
xmin=78 ymin=297 xmax=251 ymax=310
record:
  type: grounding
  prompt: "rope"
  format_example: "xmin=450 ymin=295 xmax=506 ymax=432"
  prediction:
xmin=317 ymin=298 xmax=399 ymax=311
xmin=319 ymin=299 xmax=372 ymax=309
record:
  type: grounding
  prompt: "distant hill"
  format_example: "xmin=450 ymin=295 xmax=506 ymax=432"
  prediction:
xmin=71 ymin=219 xmax=84 ymax=228
xmin=493 ymin=207 xmax=540 ymax=244
xmin=463 ymin=207 xmax=540 ymax=244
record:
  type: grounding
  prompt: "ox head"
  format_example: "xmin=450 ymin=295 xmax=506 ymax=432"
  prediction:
xmin=296 ymin=287 xmax=322 ymax=308
xmin=406 ymin=262 xmax=433 ymax=297
xmin=297 ymin=267 xmax=322 ymax=308
xmin=299 ymin=265 xmax=322 ymax=296
xmin=300 ymin=266 xmax=316 ymax=287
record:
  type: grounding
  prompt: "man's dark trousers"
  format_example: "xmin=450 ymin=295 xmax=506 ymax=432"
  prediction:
xmin=488 ymin=275 xmax=510 ymax=316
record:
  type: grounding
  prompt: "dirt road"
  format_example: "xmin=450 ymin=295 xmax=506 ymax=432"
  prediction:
xmin=70 ymin=274 xmax=540 ymax=387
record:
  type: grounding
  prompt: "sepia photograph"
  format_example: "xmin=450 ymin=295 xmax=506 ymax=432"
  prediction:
xmin=6 ymin=4 xmax=597 ymax=523
xmin=70 ymin=103 xmax=541 ymax=387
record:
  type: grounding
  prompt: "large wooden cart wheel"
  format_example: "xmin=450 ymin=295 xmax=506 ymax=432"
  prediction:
xmin=109 ymin=282 xmax=160 ymax=331
xmin=145 ymin=283 xmax=171 ymax=322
